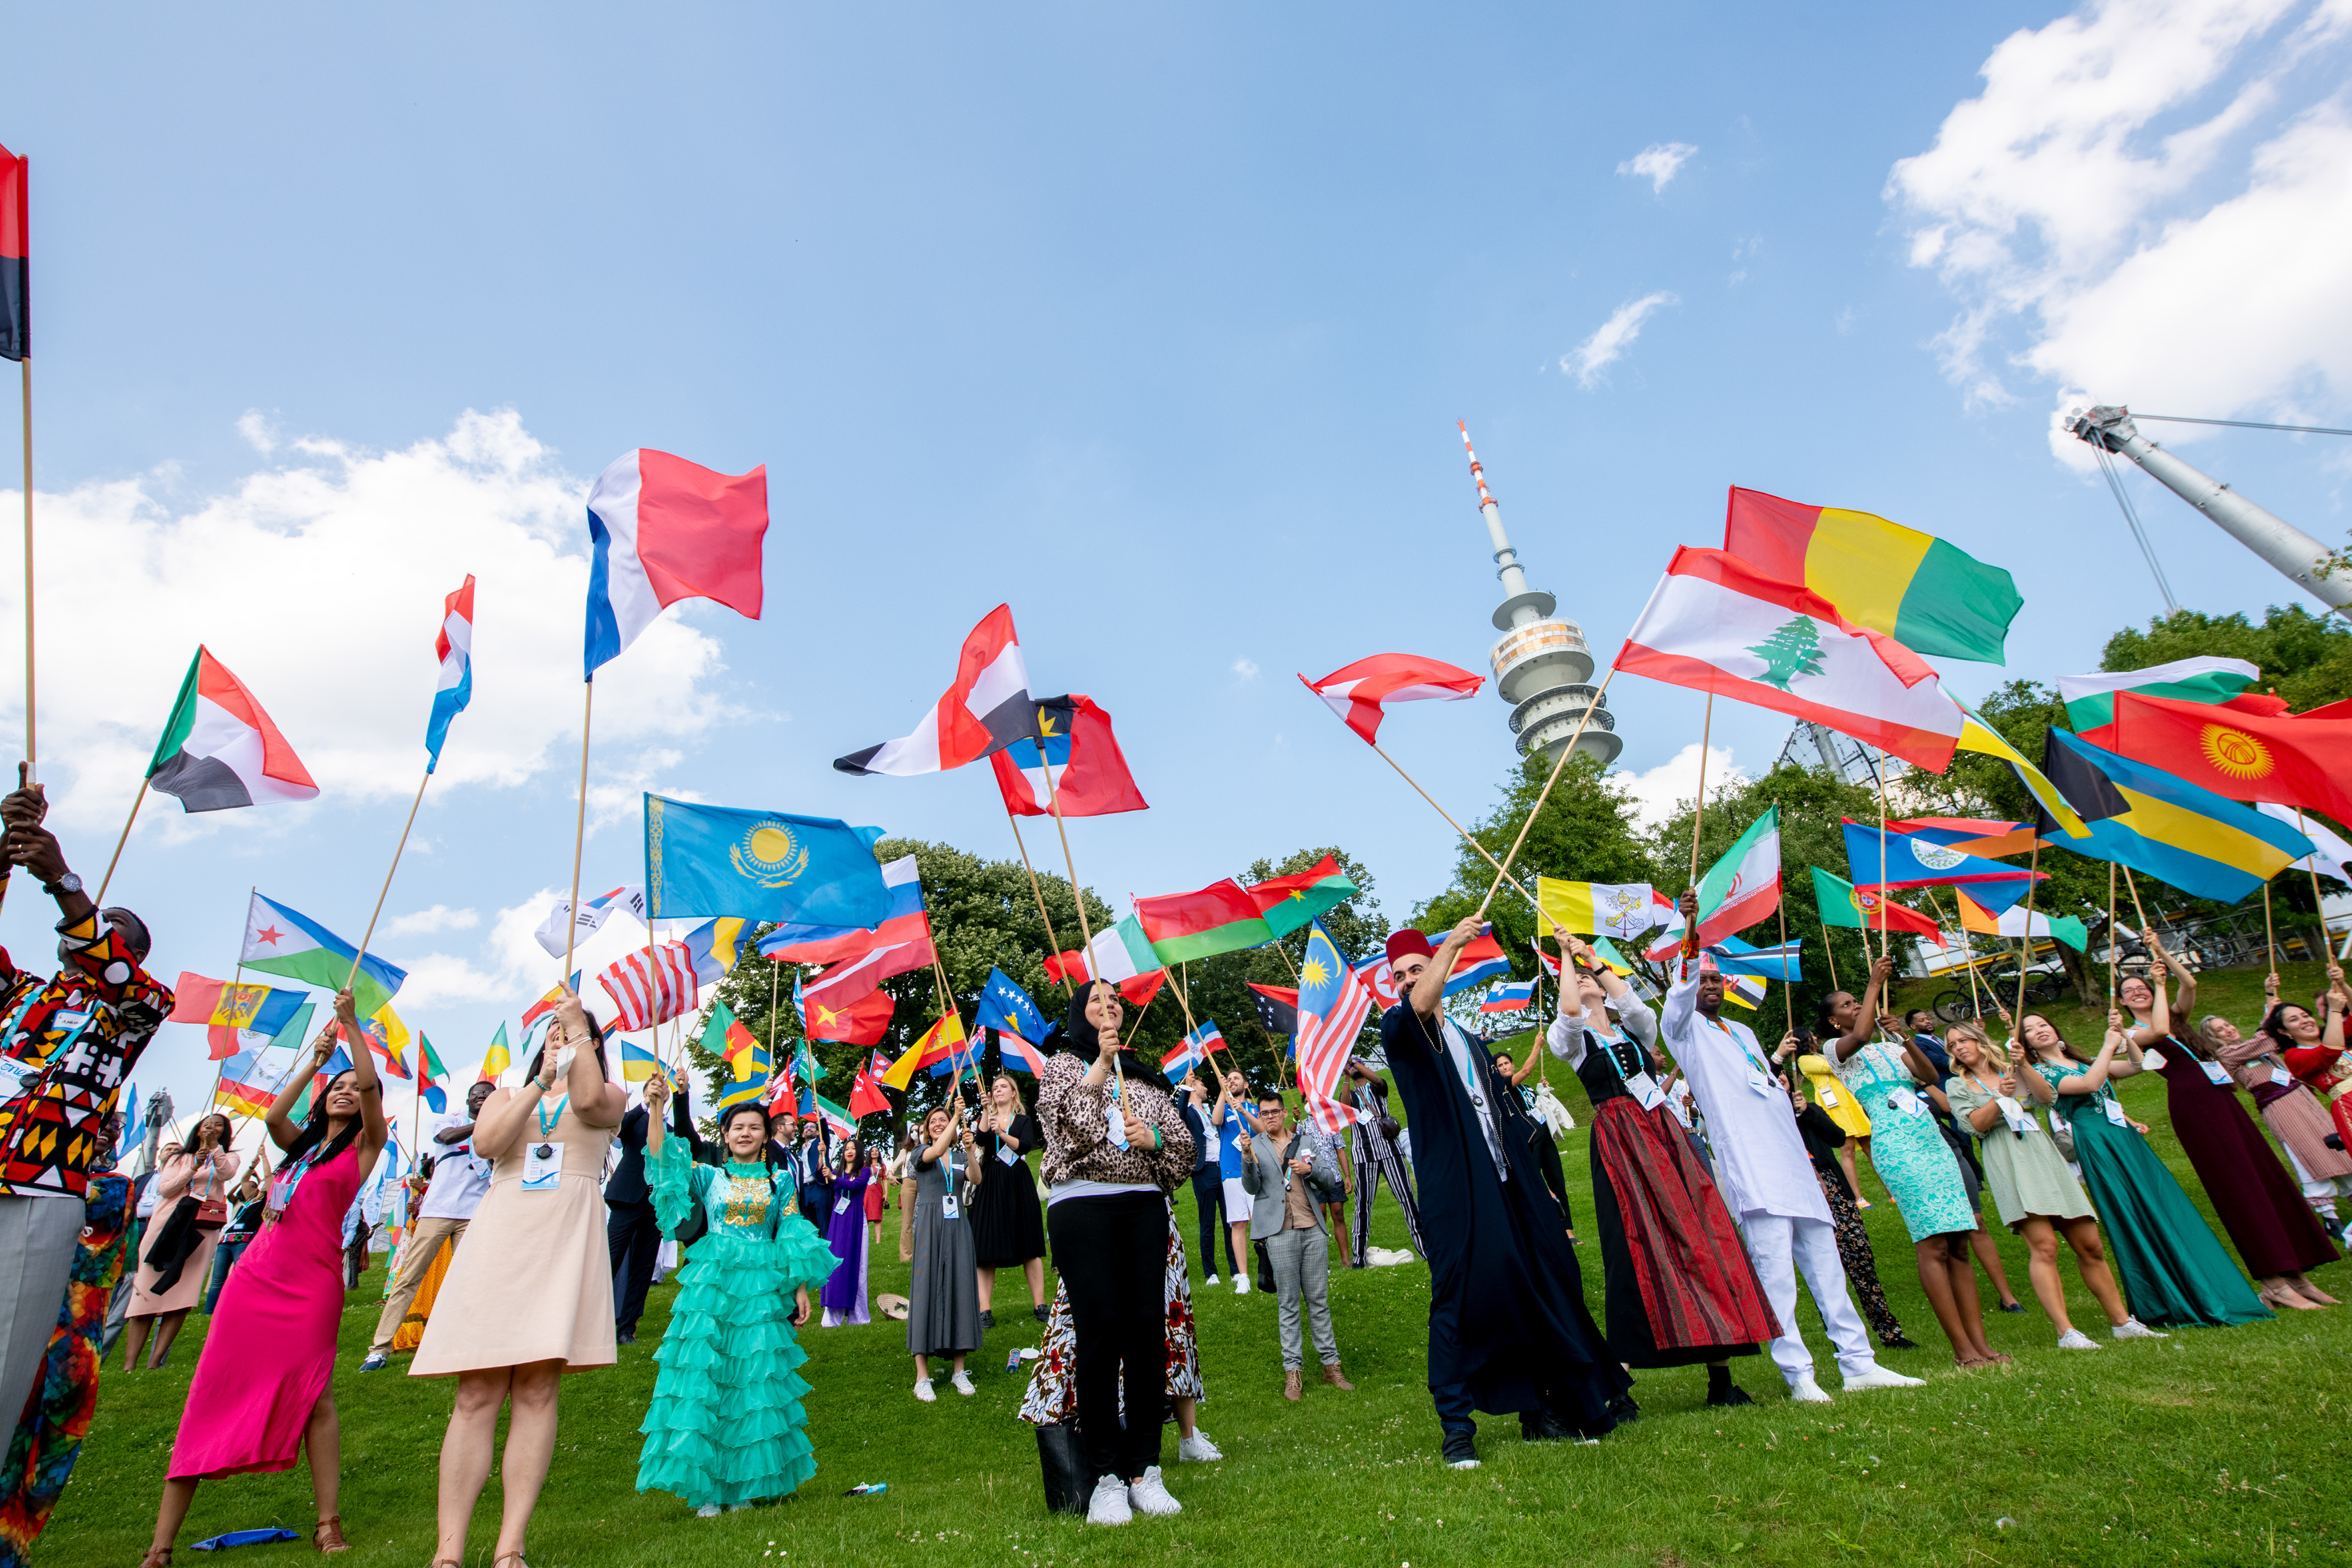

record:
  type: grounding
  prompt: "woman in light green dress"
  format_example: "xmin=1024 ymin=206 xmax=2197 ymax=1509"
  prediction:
xmin=1944 ymin=1021 xmax=2157 ymax=1351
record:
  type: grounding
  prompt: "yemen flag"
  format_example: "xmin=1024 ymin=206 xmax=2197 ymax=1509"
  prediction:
xmin=2107 ymin=690 xmax=2352 ymax=828
xmin=1244 ymin=856 xmax=1359 ymax=940
xmin=147 ymin=648 xmax=320 ymax=813
xmin=169 ymin=974 xmax=308 ymax=1060
xmin=2059 ymin=657 xmax=2260 ymax=748
xmin=835 ymin=604 xmax=1040 ymax=775
xmin=1722 ymin=486 xmax=2022 ymax=663
xmin=0 ymin=141 xmax=23 ymax=362
xmin=1619 ymin=548 xmax=1964 ymax=771
xmin=1810 ymin=867 xmax=1940 ymax=938
xmin=2040 ymin=729 xmax=2312 ymax=902
xmin=240 ymin=892 xmax=408 ymax=1018
xmin=1136 ymin=880 xmax=1274 ymax=965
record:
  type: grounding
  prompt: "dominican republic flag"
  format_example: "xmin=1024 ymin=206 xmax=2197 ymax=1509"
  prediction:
xmin=597 ymin=941 xmax=699 ymax=1031
xmin=990 ymin=694 xmax=1148 ymax=817
xmin=1161 ymin=1019 xmax=1223 ymax=1081
xmin=1299 ymin=652 xmax=1484 ymax=745
xmin=1645 ymin=808 xmax=1783 ymax=961
xmin=0 ymin=141 xmax=24 ymax=362
xmin=534 ymin=885 xmax=646 ymax=959
xmin=425 ymin=574 xmax=475 ymax=772
xmin=760 ymin=856 xmax=933 ymax=979
xmin=1249 ymin=982 xmax=1299 ymax=1036
xmin=836 ymin=604 xmax=1041 ymax=775
xmin=1619 ymin=547 xmax=1963 ymax=772
xmin=242 ymin=892 xmax=407 ymax=1017
xmin=1440 ymin=933 xmax=1511 ymax=998
xmin=583 ymin=448 xmax=768 ymax=679
xmin=1294 ymin=922 xmax=1371 ymax=1133
xmin=1480 ymin=978 xmax=1536 ymax=1014
xmin=148 ymin=648 xmax=319 ymax=813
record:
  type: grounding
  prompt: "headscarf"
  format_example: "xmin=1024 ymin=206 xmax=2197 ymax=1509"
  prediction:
xmin=1061 ymin=984 xmax=1151 ymax=1082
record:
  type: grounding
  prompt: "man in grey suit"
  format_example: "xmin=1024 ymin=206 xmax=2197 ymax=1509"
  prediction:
xmin=1239 ymin=1093 xmax=1354 ymax=1402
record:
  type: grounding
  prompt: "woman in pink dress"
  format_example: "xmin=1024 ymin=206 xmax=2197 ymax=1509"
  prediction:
xmin=139 ymin=991 xmax=387 ymax=1567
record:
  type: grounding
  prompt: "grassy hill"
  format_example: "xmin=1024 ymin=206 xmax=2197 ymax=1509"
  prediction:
xmin=44 ymin=959 xmax=2352 ymax=1566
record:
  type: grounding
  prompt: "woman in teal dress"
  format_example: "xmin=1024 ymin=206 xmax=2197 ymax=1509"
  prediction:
xmin=2015 ymin=1011 xmax=2270 ymax=1330
xmin=636 ymin=1078 xmax=838 ymax=1516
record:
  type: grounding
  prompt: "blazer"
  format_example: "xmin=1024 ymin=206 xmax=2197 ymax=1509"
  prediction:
xmin=605 ymin=1082 xmax=697 ymax=1208
xmin=1238 ymin=1123 xmax=1339 ymax=1241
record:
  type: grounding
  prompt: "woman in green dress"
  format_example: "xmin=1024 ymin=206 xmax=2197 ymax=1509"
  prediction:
xmin=2013 ymin=1011 xmax=2270 ymax=1330
xmin=1944 ymin=1021 xmax=2157 ymax=1350
xmin=636 ymin=1078 xmax=838 ymax=1516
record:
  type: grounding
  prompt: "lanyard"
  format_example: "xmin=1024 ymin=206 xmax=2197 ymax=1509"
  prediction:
xmin=536 ymin=1094 xmax=569 ymax=1136
xmin=940 ymin=1142 xmax=955 ymax=1203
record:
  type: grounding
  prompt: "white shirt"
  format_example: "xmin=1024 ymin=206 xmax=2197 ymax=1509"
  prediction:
xmin=419 ymin=1115 xmax=494 ymax=1222
xmin=1658 ymin=963 xmax=1829 ymax=1223
xmin=1434 ymin=1015 xmax=1509 ymax=1181
xmin=1545 ymin=989 xmax=1659 ymax=1069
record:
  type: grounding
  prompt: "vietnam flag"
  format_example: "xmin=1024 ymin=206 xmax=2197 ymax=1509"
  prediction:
xmin=803 ymin=984 xmax=894 ymax=1047
xmin=2108 ymin=691 xmax=2352 ymax=828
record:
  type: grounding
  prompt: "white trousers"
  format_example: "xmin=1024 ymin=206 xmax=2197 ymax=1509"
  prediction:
xmin=1738 ymin=1209 xmax=1879 ymax=1386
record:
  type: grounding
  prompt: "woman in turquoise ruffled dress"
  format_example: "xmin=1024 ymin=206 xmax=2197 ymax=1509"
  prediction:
xmin=636 ymin=1076 xmax=837 ymax=1517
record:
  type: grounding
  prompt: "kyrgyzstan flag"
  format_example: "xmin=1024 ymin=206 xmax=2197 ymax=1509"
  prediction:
xmin=1299 ymin=653 xmax=1483 ymax=745
xmin=990 ymin=694 xmax=1148 ymax=817
xmin=146 ymin=648 xmax=319 ymax=813
xmin=836 ymin=604 xmax=1041 ymax=776
xmin=0 ymin=141 xmax=24 ymax=362
xmin=583 ymin=448 xmax=768 ymax=678
xmin=1619 ymin=547 xmax=1963 ymax=772
xmin=2108 ymin=690 xmax=2352 ymax=828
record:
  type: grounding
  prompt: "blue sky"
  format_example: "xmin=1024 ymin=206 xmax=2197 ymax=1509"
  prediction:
xmin=8 ymin=1 xmax=2351 ymax=1140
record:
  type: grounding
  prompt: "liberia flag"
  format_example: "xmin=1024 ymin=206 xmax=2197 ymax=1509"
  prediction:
xmin=836 ymin=604 xmax=1041 ymax=775
xmin=990 ymin=695 xmax=1148 ymax=817
xmin=1299 ymin=653 xmax=1483 ymax=745
xmin=584 ymin=447 xmax=767 ymax=678
xmin=597 ymin=942 xmax=699 ymax=1031
xmin=148 ymin=648 xmax=319 ymax=813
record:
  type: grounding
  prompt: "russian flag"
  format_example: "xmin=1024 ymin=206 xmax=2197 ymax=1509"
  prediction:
xmin=760 ymin=855 xmax=927 ymax=961
xmin=425 ymin=574 xmax=475 ymax=772
xmin=1479 ymin=978 xmax=1536 ymax=1014
xmin=583 ymin=448 xmax=768 ymax=679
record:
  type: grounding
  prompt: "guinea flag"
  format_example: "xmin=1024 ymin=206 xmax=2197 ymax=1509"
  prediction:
xmin=1135 ymin=878 xmax=1274 ymax=965
xmin=147 ymin=647 xmax=319 ymax=813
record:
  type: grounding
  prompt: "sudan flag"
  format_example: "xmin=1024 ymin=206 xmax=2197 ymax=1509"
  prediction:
xmin=0 ymin=142 xmax=24 ymax=362
xmin=148 ymin=648 xmax=319 ymax=813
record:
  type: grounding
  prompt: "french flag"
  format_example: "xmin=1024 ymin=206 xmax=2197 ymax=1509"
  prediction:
xmin=583 ymin=448 xmax=769 ymax=678
xmin=425 ymin=574 xmax=475 ymax=773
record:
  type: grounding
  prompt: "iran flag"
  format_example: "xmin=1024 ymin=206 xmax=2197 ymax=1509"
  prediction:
xmin=1645 ymin=808 xmax=1783 ymax=959
xmin=146 ymin=647 xmax=319 ymax=813
xmin=1621 ymin=547 xmax=1962 ymax=771
xmin=583 ymin=448 xmax=769 ymax=678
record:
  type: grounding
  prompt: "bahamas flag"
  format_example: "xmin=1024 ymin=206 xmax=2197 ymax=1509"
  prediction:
xmin=643 ymin=794 xmax=892 ymax=925
xmin=2040 ymin=729 xmax=2312 ymax=902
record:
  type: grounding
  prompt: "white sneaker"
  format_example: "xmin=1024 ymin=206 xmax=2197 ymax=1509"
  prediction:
xmin=1086 ymin=1475 xmax=1132 ymax=1526
xmin=1842 ymin=1365 xmax=1927 ymax=1391
xmin=696 ymin=1505 xmax=721 ymax=1518
xmin=1177 ymin=1430 xmax=1224 ymax=1463
xmin=2056 ymin=1329 xmax=2101 ymax=1350
xmin=1788 ymin=1375 xmax=1832 ymax=1403
xmin=950 ymin=1370 xmax=976 ymax=1396
xmin=1127 ymin=1467 xmax=1182 ymax=1516
xmin=2112 ymin=1318 xmax=2168 ymax=1340
xmin=1204 ymin=1274 xmax=1220 ymax=1286
xmin=913 ymin=1378 xmax=937 ymax=1402
xmin=1235 ymin=1276 xmax=1251 ymax=1295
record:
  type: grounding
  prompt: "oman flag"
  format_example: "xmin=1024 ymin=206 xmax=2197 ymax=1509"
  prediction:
xmin=584 ymin=447 xmax=768 ymax=678
xmin=146 ymin=648 xmax=319 ymax=813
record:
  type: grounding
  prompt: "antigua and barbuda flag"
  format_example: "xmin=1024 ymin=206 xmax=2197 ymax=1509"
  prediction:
xmin=584 ymin=448 xmax=769 ymax=678
xmin=425 ymin=574 xmax=475 ymax=772
xmin=147 ymin=648 xmax=319 ymax=813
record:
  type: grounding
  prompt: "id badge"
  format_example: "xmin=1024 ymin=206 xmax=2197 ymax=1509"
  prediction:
xmin=263 ymin=1169 xmax=298 ymax=1222
xmin=1887 ymin=1086 xmax=1924 ymax=1117
xmin=1106 ymin=1106 xmax=1130 ymax=1149
xmin=833 ymin=1193 xmax=853 ymax=1215
xmin=1743 ymin=1064 xmax=1775 ymax=1098
xmin=2270 ymin=1065 xmax=2295 ymax=1088
xmin=2199 ymin=1060 xmax=2233 ymax=1087
xmin=1625 ymin=1071 xmax=1668 ymax=1112
xmin=996 ymin=1143 xmax=1019 ymax=1167
xmin=1819 ymin=1085 xmax=1841 ymax=1108
xmin=2103 ymin=1098 xmax=2129 ymax=1127
xmin=522 ymin=1141 xmax=564 ymax=1192
xmin=2143 ymin=1049 xmax=2167 ymax=1071
xmin=941 ymin=1193 xmax=961 ymax=1221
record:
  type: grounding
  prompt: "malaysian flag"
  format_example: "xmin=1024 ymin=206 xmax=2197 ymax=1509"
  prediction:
xmin=1294 ymin=921 xmax=1371 ymax=1134
xmin=597 ymin=941 xmax=699 ymax=1031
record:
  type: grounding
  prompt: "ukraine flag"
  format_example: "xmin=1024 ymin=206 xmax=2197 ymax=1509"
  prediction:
xmin=2041 ymin=730 xmax=2312 ymax=903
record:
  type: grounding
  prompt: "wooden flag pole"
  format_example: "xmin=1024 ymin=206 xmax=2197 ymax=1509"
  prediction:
xmin=1005 ymin=811 xmax=1071 ymax=995
xmin=345 ymin=765 xmax=433 ymax=991
xmin=2263 ymin=881 xmax=2279 ymax=975
xmin=1820 ymin=922 xmax=1840 ymax=994
xmin=2010 ymin=838 xmax=2043 ymax=1027
xmin=562 ymin=679 xmax=595 ymax=984
xmin=2122 ymin=865 xmax=2154 ymax=954
xmin=1687 ymin=690 xmax=1716 ymax=891
xmin=1870 ymin=746 xmax=1893 ymax=961
xmin=92 ymin=779 xmax=149 ymax=907
xmin=1474 ymin=663 xmax=1622 ymax=918
xmin=1928 ymin=890 xmax=1989 ymax=1019
xmin=20 ymin=358 xmax=34 ymax=786
xmin=2294 ymin=810 xmax=2333 ymax=957
xmin=1367 ymin=742 xmax=1539 ymax=911
xmin=1038 ymin=760 xmax=1093 ymax=951
xmin=2106 ymin=863 xmax=2119 ymax=1010
xmin=1774 ymin=808 xmax=1793 ymax=1044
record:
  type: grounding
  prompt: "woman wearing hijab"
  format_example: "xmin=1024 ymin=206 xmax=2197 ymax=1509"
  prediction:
xmin=1033 ymin=981 xmax=1195 ymax=1526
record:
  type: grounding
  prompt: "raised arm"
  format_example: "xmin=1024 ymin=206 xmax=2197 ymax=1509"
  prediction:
xmin=1829 ymin=954 xmax=1896 ymax=1066
xmin=1410 ymin=915 xmax=1484 ymax=1019
xmin=266 ymin=1024 xmax=344 ymax=1153
xmin=557 ymin=995 xmax=627 ymax=1128
xmin=330 ymin=988 xmax=390 ymax=1175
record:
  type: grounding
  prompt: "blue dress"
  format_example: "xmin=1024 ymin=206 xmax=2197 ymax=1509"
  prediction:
xmin=1835 ymin=1040 xmax=1973 ymax=1242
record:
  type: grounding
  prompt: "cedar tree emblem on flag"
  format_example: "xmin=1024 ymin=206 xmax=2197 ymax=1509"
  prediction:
xmin=1745 ymin=617 xmax=1825 ymax=691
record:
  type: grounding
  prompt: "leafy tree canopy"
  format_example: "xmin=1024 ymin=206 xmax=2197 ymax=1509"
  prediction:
xmin=2102 ymin=605 xmax=2352 ymax=710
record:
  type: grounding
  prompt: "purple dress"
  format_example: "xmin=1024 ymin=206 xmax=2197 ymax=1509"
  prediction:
xmin=820 ymin=1170 xmax=870 ymax=1326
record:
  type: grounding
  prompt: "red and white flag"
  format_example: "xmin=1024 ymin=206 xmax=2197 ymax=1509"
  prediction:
xmin=597 ymin=942 xmax=699 ymax=1031
xmin=1299 ymin=653 xmax=1484 ymax=745
xmin=1618 ymin=547 xmax=1962 ymax=772
xmin=835 ymin=604 xmax=1040 ymax=776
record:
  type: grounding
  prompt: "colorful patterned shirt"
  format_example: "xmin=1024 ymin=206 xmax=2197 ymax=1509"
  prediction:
xmin=0 ymin=917 xmax=175 ymax=1201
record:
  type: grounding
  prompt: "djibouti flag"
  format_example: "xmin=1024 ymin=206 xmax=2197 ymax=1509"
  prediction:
xmin=148 ymin=648 xmax=320 ymax=812
xmin=241 ymin=892 xmax=407 ymax=1017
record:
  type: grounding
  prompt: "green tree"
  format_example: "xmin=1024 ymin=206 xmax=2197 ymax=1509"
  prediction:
xmin=2101 ymin=605 xmax=2352 ymax=710
xmin=1745 ymin=617 xmax=1826 ymax=690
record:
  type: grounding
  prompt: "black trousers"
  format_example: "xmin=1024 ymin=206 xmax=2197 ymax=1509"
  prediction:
xmin=1047 ymin=1191 xmax=1168 ymax=1483
xmin=607 ymin=1199 xmax=662 ymax=1334
xmin=1188 ymin=1168 xmax=1234 ymax=1278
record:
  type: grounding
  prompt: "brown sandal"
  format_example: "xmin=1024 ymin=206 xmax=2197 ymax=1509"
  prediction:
xmin=138 ymin=1549 xmax=173 ymax=1568
xmin=312 ymin=1516 xmax=350 ymax=1554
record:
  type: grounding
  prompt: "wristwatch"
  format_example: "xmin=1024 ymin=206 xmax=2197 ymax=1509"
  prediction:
xmin=42 ymin=871 xmax=81 ymax=897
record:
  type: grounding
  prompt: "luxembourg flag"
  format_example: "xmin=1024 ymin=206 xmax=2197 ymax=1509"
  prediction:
xmin=425 ymin=575 xmax=475 ymax=772
xmin=583 ymin=448 xmax=769 ymax=679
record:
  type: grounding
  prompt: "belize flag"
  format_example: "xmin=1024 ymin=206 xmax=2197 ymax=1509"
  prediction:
xmin=425 ymin=574 xmax=475 ymax=772
xmin=1480 ymin=978 xmax=1537 ymax=1014
xmin=148 ymin=648 xmax=319 ymax=813
xmin=584 ymin=448 xmax=769 ymax=678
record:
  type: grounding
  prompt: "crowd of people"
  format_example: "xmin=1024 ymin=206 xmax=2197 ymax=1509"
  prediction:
xmin=0 ymin=790 xmax=2341 ymax=1557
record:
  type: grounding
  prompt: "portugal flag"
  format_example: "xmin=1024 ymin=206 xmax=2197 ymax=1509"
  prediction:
xmin=2108 ymin=691 xmax=2352 ymax=828
xmin=148 ymin=648 xmax=319 ymax=813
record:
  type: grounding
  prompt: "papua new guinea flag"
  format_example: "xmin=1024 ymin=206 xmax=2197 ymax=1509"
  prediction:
xmin=147 ymin=648 xmax=319 ymax=813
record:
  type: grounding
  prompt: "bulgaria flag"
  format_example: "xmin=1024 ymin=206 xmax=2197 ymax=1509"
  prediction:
xmin=146 ymin=648 xmax=319 ymax=813
xmin=584 ymin=447 xmax=768 ymax=678
xmin=1619 ymin=548 xmax=1962 ymax=772
xmin=240 ymin=892 xmax=407 ymax=1017
xmin=1646 ymin=808 xmax=1782 ymax=959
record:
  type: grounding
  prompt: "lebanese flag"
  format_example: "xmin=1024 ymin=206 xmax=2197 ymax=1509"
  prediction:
xmin=583 ymin=448 xmax=768 ymax=678
xmin=146 ymin=647 xmax=319 ymax=813
xmin=1299 ymin=653 xmax=1484 ymax=745
xmin=2109 ymin=690 xmax=2352 ymax=827
xmin=1619 ymin=547 xmax=1962 ymax=772
xmin=836 ymin=604 xmax=1040 ymax=776
xmin=990 ymin=694 xmax=1148 ymax=817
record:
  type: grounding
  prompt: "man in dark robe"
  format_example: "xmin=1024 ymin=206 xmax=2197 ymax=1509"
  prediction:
xmin=1379 ymin=920 xmax=1630 ymax=1469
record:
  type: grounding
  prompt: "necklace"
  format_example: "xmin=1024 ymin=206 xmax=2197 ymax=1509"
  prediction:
xmin=536 ymin=1093 xmax=569 ymax=1136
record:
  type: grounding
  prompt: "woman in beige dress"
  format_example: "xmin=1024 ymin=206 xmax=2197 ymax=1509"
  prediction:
xmin=123 ymin=1112 xmax=243 ymax=1370
xmin=413 ymin=994 xmax=623 ymax=1568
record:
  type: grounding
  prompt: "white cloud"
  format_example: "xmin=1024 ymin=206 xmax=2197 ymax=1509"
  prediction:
xmin=0 ymin=409 xmax=733 ymax=834
xmin=1617 ymin=742 xmax=1748 ymax=833
xmin=235 ymin=411 xmax=278 ymax=454
xmin=1887 ymin=0 xmax=2352 ymax=452
xmin=1231 ymin=657 xmax=1259 ymax=680
xmin=382 ymin=904 xmax=479 ymax=937
xmin=1618 ymin=142 xmax=1698 ymax=192
xmin=1562 ymin=292 xmax=1679 ymax=389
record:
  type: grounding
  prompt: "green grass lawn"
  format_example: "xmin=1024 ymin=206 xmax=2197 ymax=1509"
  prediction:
xmin=45 ymin=959 xmax=2352 ymax=1566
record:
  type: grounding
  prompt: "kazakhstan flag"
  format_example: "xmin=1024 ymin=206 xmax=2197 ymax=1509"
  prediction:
xmin=643 ymin=794 xmax=893 ymax=925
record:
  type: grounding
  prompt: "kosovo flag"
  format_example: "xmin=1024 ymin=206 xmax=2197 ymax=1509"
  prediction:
xmin=974 ymin=968 xmax=1046 ymax=1042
